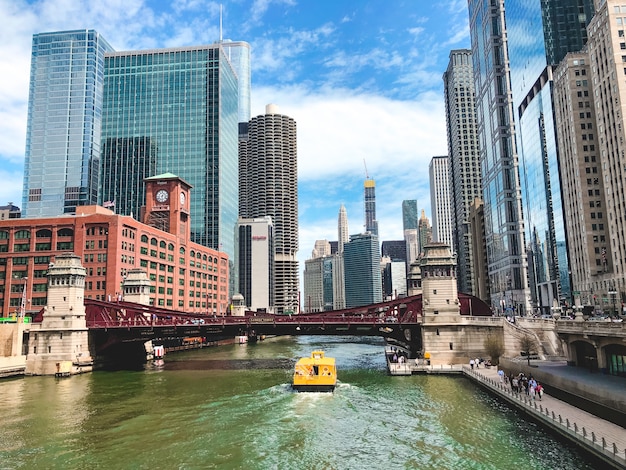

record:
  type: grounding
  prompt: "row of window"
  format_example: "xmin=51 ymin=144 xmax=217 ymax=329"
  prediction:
xmin=0 ymin=228 xmax=73 ymax=239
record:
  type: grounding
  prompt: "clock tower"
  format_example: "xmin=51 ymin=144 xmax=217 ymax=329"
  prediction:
xmin=143 ymin=173 xmax=192 ymax=241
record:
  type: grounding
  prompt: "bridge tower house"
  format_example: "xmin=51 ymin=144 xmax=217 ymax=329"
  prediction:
xmin=122 ymin=268 xmax=152 ymax=305
xmin=26 ymin=253 xmax=93 ymax=375
xmin=420 ymin=243 xmax=464 ymax=364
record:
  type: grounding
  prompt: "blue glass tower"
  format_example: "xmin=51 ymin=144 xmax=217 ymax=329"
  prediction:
xmin=100 ymin=45 xmax=239 ymax=259
xmin=343 ymin=233 xmax=382 ymax=308
xmin=505 ymin=0 xmax=594 ymax=312
xmin=22 ymin=30 xmax=113 ymax=216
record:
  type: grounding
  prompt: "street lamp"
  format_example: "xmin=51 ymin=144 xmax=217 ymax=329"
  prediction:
xmin=19 ymin=277 xmax=28 ymax=318
xmin=609 ymin=282 xmax=617 ymax=318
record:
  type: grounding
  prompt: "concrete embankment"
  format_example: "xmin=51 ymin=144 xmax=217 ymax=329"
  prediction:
xmin=464 ymin=365 xmax=626 ymax=470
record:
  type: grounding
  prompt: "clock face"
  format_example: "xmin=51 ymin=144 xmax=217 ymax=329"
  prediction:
xmin=156 ymin=189 xmax=168 ymax=203
xmin=180 ymin=192 xmax=186 ymax=205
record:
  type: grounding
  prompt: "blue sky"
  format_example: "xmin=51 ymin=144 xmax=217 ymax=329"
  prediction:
xmin=0 ymin=0 xmax=470 ymax=265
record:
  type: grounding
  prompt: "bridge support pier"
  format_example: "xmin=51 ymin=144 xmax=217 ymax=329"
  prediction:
xmin=26 ymin=253 xmax=93 ymax=376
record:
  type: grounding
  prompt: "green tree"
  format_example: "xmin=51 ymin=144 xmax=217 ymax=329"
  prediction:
xmin=483 ymin=334 xmax=504 ymax=365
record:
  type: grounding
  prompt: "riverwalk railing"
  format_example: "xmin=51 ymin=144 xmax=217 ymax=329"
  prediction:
xmin=465 ymin=366 xmax=626 ymax=469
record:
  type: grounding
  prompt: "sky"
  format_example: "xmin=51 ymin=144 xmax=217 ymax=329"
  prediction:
xmin=0 ymin=0 xmax=471 ymax=268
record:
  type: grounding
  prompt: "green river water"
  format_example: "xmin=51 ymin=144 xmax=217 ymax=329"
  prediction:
xmin=0 ymin=336 xmax=598 ymax=469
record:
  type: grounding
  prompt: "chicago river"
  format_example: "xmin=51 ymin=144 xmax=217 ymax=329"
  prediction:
xmin=0 ymin=336 xmax=599 ymax=469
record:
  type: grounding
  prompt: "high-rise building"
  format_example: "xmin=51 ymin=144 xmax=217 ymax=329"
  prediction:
xmin=218 ymin=40 xmax=251 ymax=124
xmin=22 ymin=30 xmax=114 ymax=217
xmin=402 ymin=200 xmax=419 ymax=266
xmin=236 ymin=216 xmax=274 ymax=313
xmin=468 ymin=0 xmax=530 ymax=314
xmin=429 ymin=156 xmax=453 ymax=248
xmin=100 ymin=44 xmax=239 ymax=261
xmin=418 ymin=210 xmax=432 ymax=255
xmin=343 ymin=233 xmax=382 ymax=307
xmin=364 ymin=178 xmax=378 ymax=236
xmin=443 ymin=50 xmax=482 ymax=296
xmin=338 ymin=204 xmax=349 ymax=254
xmin=582 ymin=0 xmax=626 ymax=306
xmin=505 ymin=0 xmax=595 ymax=313
xmin=382 ymin=259 xmax=407 ymax=300
xmin=239 ymin=104 xmax=298 ymax=314
xmin=381 ymin=240 xmax=406 ymax=263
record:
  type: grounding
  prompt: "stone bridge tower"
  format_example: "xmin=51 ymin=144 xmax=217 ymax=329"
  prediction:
xmin=26 ymin=253 xmax=93 ymax=375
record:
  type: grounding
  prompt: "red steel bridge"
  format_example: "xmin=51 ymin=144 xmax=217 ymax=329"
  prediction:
xmin=32 ymin=293 xmax=491 ymax=364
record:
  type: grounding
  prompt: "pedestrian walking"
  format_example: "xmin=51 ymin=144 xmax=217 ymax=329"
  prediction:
xmin=469 ymin=358 xmax=475 ymax=369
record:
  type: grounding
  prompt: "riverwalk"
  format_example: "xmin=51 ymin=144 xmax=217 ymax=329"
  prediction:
xmin=465 ymin=366 xmax=625 ymax=469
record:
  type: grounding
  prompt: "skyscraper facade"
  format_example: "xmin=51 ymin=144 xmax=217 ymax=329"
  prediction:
xmin=443 ymin=49 xmax=482 ymax=296
xmin=583 ymin=0 xmax=626 ymax=307
xmin=236 ymin=216 xmax=274 ymax=312
xmin=22 ymin=30 xmax=114 ymax=217
xmin=417 ymin=210 xmax=432 ymax=256
xmin=402 ymin=200 xmax=419 ymax=266
xmin=239 ymin=104 xmax=299 ymax=314
xmin=468 ymin=0 xmax=530 ymax=314
xmin=429 ymin=156 xmax=453 ymax=248
xmin=338 ymin=204 xmax=349 ymax=254
xmin=343 ymin=233 xmax=382 ymax=308
xmin=100 ymin=44 xmax=239 ymax=261
xmin=505 ymin=0 xmax=594 ymax=312
xmin=364 ymin=178 xmax=378 ymax=236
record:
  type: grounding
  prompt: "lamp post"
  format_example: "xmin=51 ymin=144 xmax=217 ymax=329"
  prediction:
xmin=609 ymin=282 xmax=617 ymax=318
xmin=19 ymin=277 xmax=28 ymax=318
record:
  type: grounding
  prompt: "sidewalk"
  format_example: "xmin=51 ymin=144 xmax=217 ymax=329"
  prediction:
xmin=466 ymin=365 xmax=626 ymax=469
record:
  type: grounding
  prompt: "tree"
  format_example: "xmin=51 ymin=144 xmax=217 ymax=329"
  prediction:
xmin=483 ymin=334 xmax=504 ymax=365
xmin=519 ymin=334 xmax=538 ymax=366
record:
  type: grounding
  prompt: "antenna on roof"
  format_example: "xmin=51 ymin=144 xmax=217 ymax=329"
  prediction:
xmin=219 ymin=4 xmax=223 ymax=42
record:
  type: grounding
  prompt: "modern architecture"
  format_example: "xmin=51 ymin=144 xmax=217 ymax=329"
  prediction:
xmin=22 ymin=30 xmax=114 ymax=217
xmin=364 ymin=178 xmax=378 ymax=236
xmin=468 ymin=0 xmax=530 ymax=314
xmin=443 ymin=49 xmax=482 ymax=296
xmin=236 ymin=216 xmax=274 ymax=313
xmin=429 ymin=156 xmax=453 ymax=248
xmin=402 ymin=200 xmax=419 ymax=267
xmin=343 ymin=233 xmax=382 ymax=308
xmin=239 ymin=104 xmax=299 ymax=314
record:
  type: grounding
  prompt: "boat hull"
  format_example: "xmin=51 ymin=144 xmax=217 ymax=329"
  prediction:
xmin=292 ymin=384 xmax=336 ymax=393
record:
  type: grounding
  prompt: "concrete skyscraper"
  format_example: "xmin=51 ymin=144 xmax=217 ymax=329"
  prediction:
xmin=548 ymin=0 xmax=626 ymax=377
xmin=402 ymin=200 xmax=419 ymax=266
xmin=22 ymin=30 xmax=114 ymax=217
xmin=443 ymin=50 xmax=482 ymax=296
xmin=236 ymin=216 xmax=274 ymax=312
xmin=418 ymin=210 xmax=432 ymax=256
xmin=468 ymin=0 xmax=530 ymax=314
xmin=429 ymin=156 xmax=453 ymax=249
xmin=364 ymin=177 xmax=378 ymax=236
xmin=338 ymin=204 xmax=349 ymax=254
xmin=239 ymin=104 xmax=298 ymax=314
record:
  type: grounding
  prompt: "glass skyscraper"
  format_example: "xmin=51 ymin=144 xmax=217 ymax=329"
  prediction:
xmin=468 ymin=0 xmax=530 ymax=315
xmin=343 ymin=233 xmax=382 ymax=308
xmin=22 ymin=30 xmax=114 ymax=216
xmin=100 ymin=45 xmax=239 ymax=259
xmin=505 ymin=0 xmax=594 ymax=312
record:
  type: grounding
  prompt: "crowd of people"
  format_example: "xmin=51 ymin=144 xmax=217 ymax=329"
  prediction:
xmin=502 ymin=370 xmax=544 ymax=400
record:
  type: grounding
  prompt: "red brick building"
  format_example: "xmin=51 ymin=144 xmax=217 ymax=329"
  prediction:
xmin=0 ymin=174 xmax=228 ymax=317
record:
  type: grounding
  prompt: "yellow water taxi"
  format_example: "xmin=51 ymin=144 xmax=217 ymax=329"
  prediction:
xmin=292 ymin=350 xmax=337 ymax=392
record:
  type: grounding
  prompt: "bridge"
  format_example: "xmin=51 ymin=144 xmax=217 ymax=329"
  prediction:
xmin=29 ymin=293 xmax=491 ymax=365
